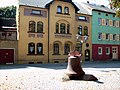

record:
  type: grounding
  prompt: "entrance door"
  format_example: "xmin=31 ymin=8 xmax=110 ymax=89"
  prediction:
xmin=85 ymin=49 xmax=90 ymax=61
xmin=112 ymin=47 xmax=118 ymax=60
xmin=0 ymin=49 xmax=14 ymax=64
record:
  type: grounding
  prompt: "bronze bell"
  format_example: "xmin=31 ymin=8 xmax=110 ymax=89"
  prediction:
xmin=65 ymin=51 xmax=85 ymax=79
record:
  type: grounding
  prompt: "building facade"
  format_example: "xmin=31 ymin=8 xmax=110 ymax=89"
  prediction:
xmin=0 ymin=18 xmax=18 ymax=64
xmin=82 ymin=2 xmax=120 ymax=61
xmin=17 ymin=0 xmax=92 ymax=64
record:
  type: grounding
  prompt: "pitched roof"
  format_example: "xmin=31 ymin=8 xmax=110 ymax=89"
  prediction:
xmin=19 ymin=0 xmax=79 ymax=12
xmin=74 ymin=2 xmax=91 ymax=15
xmin=0 ymin=18 xmax=16 ymax=27
xmin=81 ymin=2 xmax=115 ymax=14
xmin=19 ymin=0 xmax=52 ymax=8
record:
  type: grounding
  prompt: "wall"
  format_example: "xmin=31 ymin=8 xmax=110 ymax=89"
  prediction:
xmin=18 ymin=6 xmax=48 ymax=64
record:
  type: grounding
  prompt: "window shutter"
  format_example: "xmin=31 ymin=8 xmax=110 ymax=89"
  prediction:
xmin=110 ymin=34 xmax=113 ymax=40
xmin=109 ymin=20 xmax=113 ymax=26
xmin=102 ymin=19 xmax=105 ymax=25
xmin=116 ymin=34 xmax=119 ymax=41
xmin=102 ymin=33 xmax=105 ymax=40
xmin=116 ymin=21 xmax=119 ymax=27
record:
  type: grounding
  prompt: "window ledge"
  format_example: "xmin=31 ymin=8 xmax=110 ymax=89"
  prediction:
xmin=27 ymin=54 xmax=44 ymax=55
xmin=52 ymin=54 xmax=61 ymax=55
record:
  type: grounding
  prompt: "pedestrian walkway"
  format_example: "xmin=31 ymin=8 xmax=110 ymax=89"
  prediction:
xmin=0 ymin=61 xmax=120 ymax=90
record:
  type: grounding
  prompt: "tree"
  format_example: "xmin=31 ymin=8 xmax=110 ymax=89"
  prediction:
xmin=0 ymin=5 xmax=16 ymax=18
xmin=110 ymin=0 xmax=120 ymax=17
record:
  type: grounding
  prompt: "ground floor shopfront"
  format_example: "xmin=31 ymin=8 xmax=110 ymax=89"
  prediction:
xmin=92 ymin=44 xmax=120 ymax=61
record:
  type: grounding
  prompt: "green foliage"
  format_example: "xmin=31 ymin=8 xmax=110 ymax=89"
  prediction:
xmin=111 ymin=0 xmax=120 ymax=17
xmin=0 ymin=5 xmax=16 ymax=18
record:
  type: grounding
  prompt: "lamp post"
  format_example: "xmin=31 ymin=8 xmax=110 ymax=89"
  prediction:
xmin=76 ymin=34 xmax=88 ymax=54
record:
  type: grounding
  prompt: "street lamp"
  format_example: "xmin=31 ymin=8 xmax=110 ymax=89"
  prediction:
xmin=76 ymin=34 xmax=88 ymax=53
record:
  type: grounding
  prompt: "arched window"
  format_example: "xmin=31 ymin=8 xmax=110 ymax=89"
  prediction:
xmin=60 ymin=23 xmax=66 ymax=34
xmin=29 ymin=21 xmax=35 ymax=32
xmin=37 ymin=21 xmax=43 ymax=33
xmin=64 ymin=7 xmax=69 ymax=14
xmin=53 ymin=43 xmax=59 ymax=54
xmin=28 ymin=42 xmax=35 ymax=54
xmin=57 ymin=6 xmax=62 ymax=13
xmin=64 ymin=44 xmax=70 ymax=54
xmin=37 ymin=43 xmax=43 ymax=54
xmin=67 ymin=24 xmax=70 ymax=34
xmin=56 ymin=23 xmax=59 ymax=33
xmin=84 ymin=26 xmax=88 ymax=35
xmin=78 ymin=25 xmax=82 ymax=35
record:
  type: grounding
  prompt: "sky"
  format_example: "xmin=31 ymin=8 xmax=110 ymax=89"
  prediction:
xmin=0 ymin=0 xmax=109 ymax=7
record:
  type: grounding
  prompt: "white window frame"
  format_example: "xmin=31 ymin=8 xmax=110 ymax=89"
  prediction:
xmin=98 ymin=47 xmax=102 ymax=55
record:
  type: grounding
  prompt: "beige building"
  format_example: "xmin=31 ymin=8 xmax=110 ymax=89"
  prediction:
xmin=17 ymin=0 xmax=92 ymax=64
xmin=0 ymin=19 xmax=18 ymax=64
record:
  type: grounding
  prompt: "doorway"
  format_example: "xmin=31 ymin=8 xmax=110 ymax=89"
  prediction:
xmin=85 ymin=49 xmax=90 ymax=61
xmin=112 ymin=47 xmax=118 ymax=60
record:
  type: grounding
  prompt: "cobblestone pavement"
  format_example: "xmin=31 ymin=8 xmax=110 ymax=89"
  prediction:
xmin=0 ymin=61 xmax=120 ymax=90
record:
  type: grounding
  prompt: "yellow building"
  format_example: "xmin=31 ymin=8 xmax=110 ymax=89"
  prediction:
xmin=17 ymin=0 xmax=92 ymax=64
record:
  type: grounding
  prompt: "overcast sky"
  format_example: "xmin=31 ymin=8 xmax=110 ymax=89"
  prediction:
xmin=0 ymin=0 xmax=109 ymax=7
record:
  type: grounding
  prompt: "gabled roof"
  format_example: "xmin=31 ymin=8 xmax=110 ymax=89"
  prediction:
xmin=19 ymin=0 xmax=52 ymax=8
xmin=45 ymin=0 xmax=79 ymax=12
xmin=74 ymin=2 xmax=91 ymax=15
xmin=19 ymin=0 xmax=79 ymax=12
xmin=81 ymin=2 xmax=115 ymax=14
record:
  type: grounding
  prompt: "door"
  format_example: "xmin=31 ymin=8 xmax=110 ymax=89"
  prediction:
xmin=112 ymin=47 xmax=118 ymax=60
xmin=0 ymin=49 xmax=14 ymax=64
xmin=85 ymin=49 xmax=90 ymax=61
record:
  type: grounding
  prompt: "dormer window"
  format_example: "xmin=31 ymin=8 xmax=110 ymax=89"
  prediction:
xmin=57 ymin=6 xmax=62 ymax=14
xmin=31 ymin=10 xmax=42 ymax=15
xmin=64 ymin=7 xmax=69 ymax=14
xmin=78 ymin=16 xmax=87 ymax=21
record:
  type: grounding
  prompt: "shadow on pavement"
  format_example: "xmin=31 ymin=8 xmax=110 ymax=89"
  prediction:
xmin=0 ymin=61 xmax=120 ymax=70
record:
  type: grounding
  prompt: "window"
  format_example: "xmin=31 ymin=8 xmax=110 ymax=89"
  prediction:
xmin=106 ymin=14 xmax=108 ymax=16
xmin=84 ymin=26 xmax=88 ymax=35
xmin=98 ymin=47 xmax=102 ymax=55
xmin=78 ymin=25 xmax=82 ymax=35
xmin=106 ymin=33 xmax=110 ymax=40
xmin=56 ymin=23 xmax=59 ymax=33
xmin=67 ymin=24 xmax=70 ymax=34
xmin=113 ymin=34 xmax=116 ymax=41
xmin=31 ymin=10 xmax=41 ymax=15
xmin=37 ymin=21 xmax=43 ymax=33
xmin=60 ymin=23 xmax=66 ymax=34
xmin=98 ymin=18 xmax=101 ymax=25
xmin=106 ymin=19 xmax=109 ymax=26
xmin=119 ymin=34 xmax=120 ymax=41
xmin=57 ymin=6 xmax=62 ymax=13
xmin=64 ymin=44 xmax=70 ymax=55
xmin=28 ymin=43 xmax=35 ymax=54
xmin=113 ymin=20 xmax=116 ymax=27
xmin=53 ymin=43 xmax=59 ymax=54
xmin=78 ymin=16 xmax=87 ymax=21
xmin=98 ymin=12 xmax=101 ymax=15
xmin=98 ymin=33 xmax=102 ymax=40
xmin=37 ymin=43 xmax=43 ymax=54
xmin=29 ymin=21 xmax=35 ymax=32
xmin=64 ymin=7 xmax=69 ymax=14
xmin=106 ymin=47 xmax=110 ymax=55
